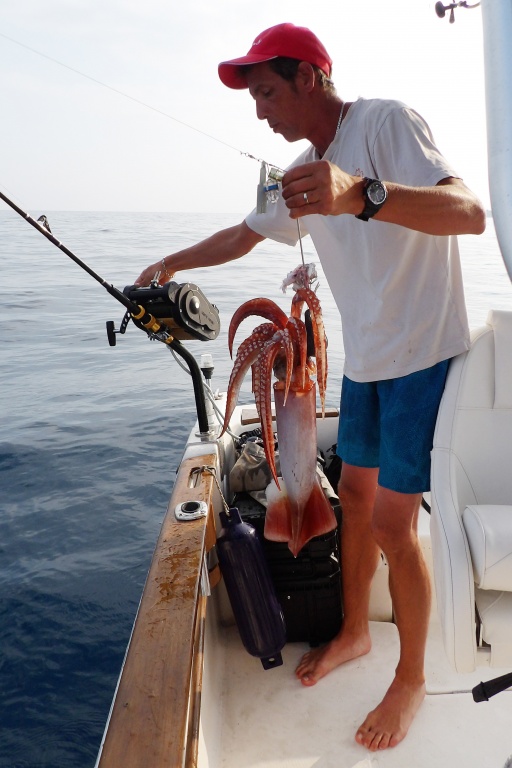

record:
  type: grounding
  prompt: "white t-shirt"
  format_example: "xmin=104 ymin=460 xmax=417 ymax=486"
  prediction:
xmin=245 ymin=98 xmax=470 ymax=383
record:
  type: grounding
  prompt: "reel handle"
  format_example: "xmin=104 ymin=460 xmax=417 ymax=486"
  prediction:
xmin=106 ymin=311 xmax=131 ymax=346
xmin=106 ymin=321 xmax=118 ymax=347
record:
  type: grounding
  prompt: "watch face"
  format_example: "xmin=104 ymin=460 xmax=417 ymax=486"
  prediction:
xmin=367 ymin=181 xmax=386 ymax=205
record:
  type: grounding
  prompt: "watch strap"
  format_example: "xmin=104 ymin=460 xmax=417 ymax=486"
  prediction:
xmin=356 ymin=177 xmax=386 ymax=222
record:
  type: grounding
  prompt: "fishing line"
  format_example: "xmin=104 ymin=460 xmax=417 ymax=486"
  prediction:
xmin=0 ymin=178 xmax=25 ymax=208
xmin=297 ymin=221 xmax=306 ymax=266
xmin=1 ymin=33 xmax=306 ymax=264
xmin=0 ymin=32 xmax=298 ymax=233
xmin=0 ymin=31 xmax=265 ymax=164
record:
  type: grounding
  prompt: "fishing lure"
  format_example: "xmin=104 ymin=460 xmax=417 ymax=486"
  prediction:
xmin=256 ymin=163 xmax=285 ymax=213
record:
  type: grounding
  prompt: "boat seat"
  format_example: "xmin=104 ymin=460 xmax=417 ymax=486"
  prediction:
xmin=431 ymin=310 xmax=512 ymax=673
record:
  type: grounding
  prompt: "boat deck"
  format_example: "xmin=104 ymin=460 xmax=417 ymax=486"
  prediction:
xmin=200 ymin=615 xmax=512 ymax=768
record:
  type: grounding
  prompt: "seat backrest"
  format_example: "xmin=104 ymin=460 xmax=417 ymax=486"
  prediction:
xmin=431 ymin=310 xmax=512 ymax=672
xmin=434 ymin=310 xmax=512 ymax=511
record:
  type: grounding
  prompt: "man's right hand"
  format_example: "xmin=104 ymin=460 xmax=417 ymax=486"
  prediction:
xmin=135 ymin=259 xmax=174 ymax=286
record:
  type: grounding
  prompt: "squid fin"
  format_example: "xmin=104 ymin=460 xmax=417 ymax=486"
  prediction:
xmin=288 ymin=477 xmax=338 ymax=557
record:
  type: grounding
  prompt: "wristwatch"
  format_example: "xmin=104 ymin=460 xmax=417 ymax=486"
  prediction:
xmin=356 ymin=177 xmax=388 ymax=221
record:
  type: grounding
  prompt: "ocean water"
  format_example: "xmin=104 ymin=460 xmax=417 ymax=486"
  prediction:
xmin=0 ymin=210 xmax=511 ymax=767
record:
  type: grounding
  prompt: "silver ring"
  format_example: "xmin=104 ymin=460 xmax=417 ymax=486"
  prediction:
xmin=303 ymin=192 xmax=309 ymax=204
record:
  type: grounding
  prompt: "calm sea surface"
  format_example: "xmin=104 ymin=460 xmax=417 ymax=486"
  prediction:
xmin=0 ymin=210 xmax=511 ymax=767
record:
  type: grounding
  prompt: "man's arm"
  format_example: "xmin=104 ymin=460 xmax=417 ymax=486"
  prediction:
xmin=281 ymin=161 xmax=486 ymax=237
xmin=135 ymin=221 xmax=265 ymax=286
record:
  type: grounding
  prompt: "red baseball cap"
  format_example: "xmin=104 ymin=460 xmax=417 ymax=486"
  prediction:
xmin=218 ymin=23 xmax=332 ymax=89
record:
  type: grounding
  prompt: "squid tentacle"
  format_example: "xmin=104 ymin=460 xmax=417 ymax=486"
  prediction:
xmin=292 ymin=288 xmax=328 ymax=414
xmin=285 ymin=317 xmax=307 ymax=390
xmin=253 ymin=330 xmax=294 ymax=487
xmin=220 ymin=324 xmax=276 ymax=435
xmin=252 ymin=345 xmax=279 ymax=488
xmin=228 ymin=298 xmax=288 ymax=357
xmin=269 ymin=329 xmax=294 ymax=405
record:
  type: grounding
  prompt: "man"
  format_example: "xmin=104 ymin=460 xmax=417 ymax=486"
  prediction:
xmin=136 ymin=23 xmax=485 ymax=751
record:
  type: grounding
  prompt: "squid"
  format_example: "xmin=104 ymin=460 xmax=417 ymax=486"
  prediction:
xmin=221 ymin=264 xmax=337 ymax=556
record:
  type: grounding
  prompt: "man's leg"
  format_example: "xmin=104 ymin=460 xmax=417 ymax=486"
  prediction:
xmin=352 ymin=363 xmax=447 ymax=748
xmin=295 ymin=478 xmax=430 ymax=751
xmin=355 ymin=486 xmax=429 ymax=751
xmin=295 ymin=462 xmax=380 ymax=683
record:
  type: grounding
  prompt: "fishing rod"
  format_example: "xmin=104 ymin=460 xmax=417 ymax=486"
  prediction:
xmin=0 ymin=189 xmax=220 ymax=435
xmin=0 ymin=189 xmax=155 ymax=316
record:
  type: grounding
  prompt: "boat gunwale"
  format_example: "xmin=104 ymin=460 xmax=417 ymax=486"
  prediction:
xmin=95 ymin=452 xmax=218 ymax=768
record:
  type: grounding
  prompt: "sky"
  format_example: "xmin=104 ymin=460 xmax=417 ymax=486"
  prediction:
xmin=0 ymin=0 xmax=489 ymax=213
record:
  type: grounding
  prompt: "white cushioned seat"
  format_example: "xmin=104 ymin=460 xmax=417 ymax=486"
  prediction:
xmin=462 ymin=505 xmax=512 ymax=590
xmin=474 ymin=590 xmax=512 ymax=668
xmin=431 ymin=310 xmax=512 ymax=673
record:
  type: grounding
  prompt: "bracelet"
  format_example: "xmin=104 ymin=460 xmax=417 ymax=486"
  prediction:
xmin=161 ymin=258 xmax=175 ymax=279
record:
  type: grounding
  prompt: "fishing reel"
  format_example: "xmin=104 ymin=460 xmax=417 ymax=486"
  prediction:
xmin=106 ymin=280 xmax=220 ymax=346
xmin=0 ymin=193 xmax=221 ymax=435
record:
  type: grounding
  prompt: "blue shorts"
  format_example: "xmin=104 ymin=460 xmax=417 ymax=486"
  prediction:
xmin=337 ymin=360 xmax=450 ymax=494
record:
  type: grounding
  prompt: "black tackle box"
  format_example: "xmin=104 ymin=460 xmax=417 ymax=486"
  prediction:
xmin=234 ymin=492 xmax=343 ymax=647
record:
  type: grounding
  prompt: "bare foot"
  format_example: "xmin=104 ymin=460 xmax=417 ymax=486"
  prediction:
xmin=295 ymin=629 xmax=372 ymax=686
xmin=355 ymin=676 xmax=426 ymax=751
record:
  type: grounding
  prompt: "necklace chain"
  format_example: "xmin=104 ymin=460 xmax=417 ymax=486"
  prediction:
xmin=335 ymin=101 xmax=345 ymax=136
